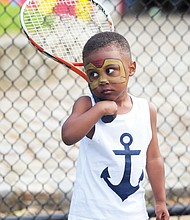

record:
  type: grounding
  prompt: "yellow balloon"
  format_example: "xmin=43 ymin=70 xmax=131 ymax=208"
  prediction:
xmin=75 ymin=0 xmax=92 ymax=21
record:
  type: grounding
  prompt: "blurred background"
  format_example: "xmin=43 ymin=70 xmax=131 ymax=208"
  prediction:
xmin=0 ymin=0 xmax=190 ymax=219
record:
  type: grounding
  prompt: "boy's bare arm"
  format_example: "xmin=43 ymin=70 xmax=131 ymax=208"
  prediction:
xmin=62 ymin=96 xmax=117 ymax=145
xmin=146 ymin=104 xmax=170 ymax=220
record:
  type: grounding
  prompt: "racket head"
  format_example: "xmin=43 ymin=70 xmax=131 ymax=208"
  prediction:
xmin=20 ymin=0 xmax=114 ymax=80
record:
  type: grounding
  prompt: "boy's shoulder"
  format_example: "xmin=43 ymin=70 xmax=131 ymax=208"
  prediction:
xmin=76 ymin=94 xmax=92 ymax=104
xmin=130 ymin=94 xmax=149 ymax=104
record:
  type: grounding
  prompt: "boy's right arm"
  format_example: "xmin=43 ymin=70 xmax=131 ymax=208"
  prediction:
xmin=61 ymin=96 xmax=117 ymax=145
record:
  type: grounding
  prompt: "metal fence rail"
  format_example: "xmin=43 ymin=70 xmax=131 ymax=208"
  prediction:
xmin=0 ymin=0 xmax=190 ymax=219
xmin=2 ymin=204 xmax=190 ymax=220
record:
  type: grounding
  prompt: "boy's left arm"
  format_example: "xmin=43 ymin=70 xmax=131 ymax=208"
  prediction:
xmin=146 ymin=104 xmax=170 ymax=220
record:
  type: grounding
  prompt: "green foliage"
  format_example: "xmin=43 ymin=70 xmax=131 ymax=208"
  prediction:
xmin=0 ymin=3 xmax=21 ymax=35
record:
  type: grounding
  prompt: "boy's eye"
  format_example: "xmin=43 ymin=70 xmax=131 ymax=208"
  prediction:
xmin=106 ymin=66 xmax=120 ymax=77
xmin=89 ymin=72 xmax=99 ymax=81
xmin=106 ymin=68 xmax=115 ymax=75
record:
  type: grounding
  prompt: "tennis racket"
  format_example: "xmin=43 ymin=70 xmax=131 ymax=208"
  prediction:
xmin=20 ymin=0 xmax=114 ymax=81
xmin=20 ymin=0 xmax=115 ymax=123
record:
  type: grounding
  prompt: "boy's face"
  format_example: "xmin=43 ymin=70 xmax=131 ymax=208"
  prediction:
xmin=85 ymin=58 xmax=127 ymax=90
xmin=83 ymin=46 xmax=136 ymax=99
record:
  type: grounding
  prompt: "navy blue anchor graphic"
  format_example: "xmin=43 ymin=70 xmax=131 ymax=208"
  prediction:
xmin=100 ymin=133 xmax=144 ymax=201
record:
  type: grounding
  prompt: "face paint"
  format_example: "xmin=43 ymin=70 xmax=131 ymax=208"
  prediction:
xmin=85 ymin=58 xmax=127 ymax=89
xmin=90 ymin=59 xmax=105 ymax=68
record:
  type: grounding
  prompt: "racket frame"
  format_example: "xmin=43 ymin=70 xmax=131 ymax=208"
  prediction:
xmin=20 ymin=0 xmax=114 ymax=82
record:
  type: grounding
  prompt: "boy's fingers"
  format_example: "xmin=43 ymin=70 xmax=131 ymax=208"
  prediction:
xmin=156 ymin=211 xmax=169 ymax=220
xmin=156 ymin=214 xmax=161 ymax=220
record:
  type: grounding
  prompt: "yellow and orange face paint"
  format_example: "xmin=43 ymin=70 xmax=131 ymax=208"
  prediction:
xmin=85 ymin=58 xmax=127 ymax=90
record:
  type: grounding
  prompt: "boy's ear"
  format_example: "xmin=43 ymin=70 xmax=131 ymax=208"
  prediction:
xmin=129 ymin=61 xmax=136 ymax=76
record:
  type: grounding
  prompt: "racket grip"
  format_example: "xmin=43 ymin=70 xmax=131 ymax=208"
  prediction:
xmin=101 ymin=114 xmax=116 ymax=123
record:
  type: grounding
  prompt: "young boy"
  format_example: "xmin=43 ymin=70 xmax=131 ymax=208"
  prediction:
xmin=62 ymin=32 xmax=169 ymax=220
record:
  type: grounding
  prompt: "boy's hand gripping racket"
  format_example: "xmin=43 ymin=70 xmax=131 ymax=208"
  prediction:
xmin=20 ymin=0 xmax=115 ymax=123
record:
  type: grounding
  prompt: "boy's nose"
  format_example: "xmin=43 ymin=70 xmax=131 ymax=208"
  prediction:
xmin=99 ymin=76 xmax=109 ymax=85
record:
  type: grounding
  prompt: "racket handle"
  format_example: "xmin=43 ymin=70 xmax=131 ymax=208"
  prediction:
xmin=101 ymin=114 xmax=116 ymax=123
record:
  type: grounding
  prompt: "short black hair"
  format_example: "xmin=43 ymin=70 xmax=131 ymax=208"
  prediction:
xmin=82 ymin=31 xmax=131 ymax=60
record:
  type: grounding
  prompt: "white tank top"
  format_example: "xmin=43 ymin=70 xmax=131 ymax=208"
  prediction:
xmin=69 ymin=95 xmax=152 ymax=220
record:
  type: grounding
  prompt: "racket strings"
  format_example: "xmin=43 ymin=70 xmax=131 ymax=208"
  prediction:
xmin=23 ymin=0 xmax=113 ymax=62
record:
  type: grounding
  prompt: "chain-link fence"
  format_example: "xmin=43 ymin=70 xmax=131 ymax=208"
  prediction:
xmin=0 ymin=0 xmax=190 ymax=219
